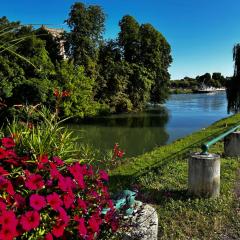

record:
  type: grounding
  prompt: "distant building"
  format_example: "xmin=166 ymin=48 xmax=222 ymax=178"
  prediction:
xmin=41 ymin=25 xmax=67 ymax=59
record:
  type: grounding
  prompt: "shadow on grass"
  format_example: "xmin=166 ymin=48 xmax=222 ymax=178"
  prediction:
xmin=110 ymin=122 xmax=237 ymax=192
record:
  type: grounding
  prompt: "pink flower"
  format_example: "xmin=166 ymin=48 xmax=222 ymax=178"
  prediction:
xmin=78 ymin=218 xmax=87 ymax=237
xmin=0 ymin=210 xmax=18 ymax=227
xmin=1 ymin=137 xmax=15 ymax=149
xmin=30 ymin=194 xmax=46 ymax=211
xmin=52 ymin=156 xmax=64 ymax=166
xmin=20 ymin=211 xmax=40 ymax=231
xmin=38 ymin=154 xmax=49 ymax=163
xmin=14 ymin=194 xmax=26 ymax=208
xmin=88 ymin=215 xmax=100 ymax=233
xmin=0 ymin=166 xmax=8 ymax=176
xmin=63 ymin=193 xmax=74 ymax=209
xmin=0 ymin=225 xmax=18 ymax=240
xmin=77 ymin=198 xmax=87 ymax=213
xmin=45 ymin=233 xmax=53 ymax=240
xmin=47 ymin=192 xmax=63 ymax=210
xmin=25 ymin=174 xmax=44 ymax=190
xmin=99 ymin=170 xmax=109 ymax=181
xmin=58 ymin=176 xmax=74 ymax=192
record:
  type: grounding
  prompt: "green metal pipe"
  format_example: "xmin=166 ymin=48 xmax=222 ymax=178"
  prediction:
xmin=201 ymin=125 xmax=240 ymax=154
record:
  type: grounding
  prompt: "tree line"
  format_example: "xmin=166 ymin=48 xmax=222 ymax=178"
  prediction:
xmin=0 ymin=2 xmax=172 ymax=120
xmin=170 ymin=72 xmax=228 ymax=93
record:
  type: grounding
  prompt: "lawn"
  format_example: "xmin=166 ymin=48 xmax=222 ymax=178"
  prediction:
xmin=110 ymin=113 xmax=240 ymax=239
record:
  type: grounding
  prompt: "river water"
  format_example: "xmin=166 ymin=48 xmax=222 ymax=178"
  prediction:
xmin=68 ymin=92 xmax=230 ymax=157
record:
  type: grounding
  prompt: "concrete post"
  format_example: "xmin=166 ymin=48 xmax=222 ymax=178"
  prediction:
xmin=224 ymin=131 xmax=240 ymax=157
xmin=188 ymin=152 xmax=220 ymax=198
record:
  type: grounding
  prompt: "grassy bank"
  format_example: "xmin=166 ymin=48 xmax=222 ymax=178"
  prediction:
xmin=110 ymin=113 xmax=240 ymax=239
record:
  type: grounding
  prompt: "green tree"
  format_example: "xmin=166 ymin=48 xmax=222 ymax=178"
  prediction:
xmin=118 ymin=15 xmax=140 ymax=63
xmin=139 ymin=23 xmax=172 ymax=103
xmin=227 ymin=44 xmax=240 ymax=113
xmin=54 ymin=60 xmax=99 ymax=118
xmin=65 ymin=2 xmax=105 ymax=78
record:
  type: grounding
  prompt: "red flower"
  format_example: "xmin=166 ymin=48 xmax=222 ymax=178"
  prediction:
xmin=58 ymin=207 xmax=70 ymax=225
xmin=1 ymin=137 xmax=15 ymax=149
xmin=58 ymin=176 xmax=75 ymax=192
xmin=77 ymin=218 xmax=87 ymax=237
xmin=0 ymin=210 xmax=18 ymax=227
xmin=0 ymin=148 xmax=6 ymax=159
xmin=30 ymin=194 xmax=46 ymax=211
xmin=53 ymin=89 xmax=60 ymax=97
xmin=0 ymin=166 xmax=8 ymax=176
xmin=52 ymin=223 xmax=65 ymax=238
xmin=88 ymin=215 xmax=100 ymax=233
xmin=45 ymin=233 xmax=53 ymax=240
xmin=63 ymin=193 xmax=74 ymax=209
xmin=14 ymin=194 xmax=26 ymax=208
xmin=99 ymin=170 xmax=109 ymax=181
xmin=52 ymin=156 xmax=64 ymax=166
xmin=25 ymin=174 xmax=44 ymax=190
xmin=38 ymin=154 xmax=49 ymax=164
xmin=47 ymin=192 xmax=63 ymax=210
xmin=20 ymin=211 xmax=40 ymax=231
xmin=77 ymin=198 xmax=87 ymax=213
xmin=0 ymin=225 xmax=18 ymax=240
xmin=117 ymin=150 xmax=124 ymax=158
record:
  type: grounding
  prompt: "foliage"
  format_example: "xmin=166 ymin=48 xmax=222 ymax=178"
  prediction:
xmin=0 ymin=134 xmax=117 ymax=239
xmin=227 ymin=44 xmax=240 ymax=113
xmin=65 ymin=2 xmax=105 ymax=78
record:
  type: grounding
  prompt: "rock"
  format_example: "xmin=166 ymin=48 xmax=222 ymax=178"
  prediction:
xmin=121 ymin=203 xmax=158 ymax=240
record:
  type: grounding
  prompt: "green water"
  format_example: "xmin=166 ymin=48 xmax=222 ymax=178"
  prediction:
xmin=67 ymin=92 xmax=230 ymax=157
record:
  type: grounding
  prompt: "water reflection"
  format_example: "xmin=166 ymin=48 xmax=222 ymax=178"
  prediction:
xmin=68 ymin=92 xmax=229 ymax=157
xmin=68 ymin=107 xmax=169 ymax=157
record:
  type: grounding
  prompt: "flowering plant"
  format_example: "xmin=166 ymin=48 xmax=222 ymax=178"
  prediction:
xmin=0 ymin=136 xmax=118 ymax=240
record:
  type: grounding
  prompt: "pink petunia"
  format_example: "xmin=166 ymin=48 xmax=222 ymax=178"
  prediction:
xmin=99 ymin=170 xmax=109 ymax=181
xmin=45 ymin=232 xmax=53 ymax=240
xmin=29 ymin=194 xmax=46 ymax=211
xmin=47 ymin=192 xmax=63 ymax=210
xmin=20 ymin=211 xmax=40 ymax=231
xmin=1 ymin=137 xmax=15 ymax=149
xmin=25 ymin=174 xmax=44 ymax=190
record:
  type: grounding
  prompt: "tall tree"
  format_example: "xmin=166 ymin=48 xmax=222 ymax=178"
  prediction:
xmin=118 ymin=15 xmax=140 ymax=63
xmin=65 ymin=2 xmax=105 ymax=78
xmin=139 ymin=23 xmax=172 ymax=103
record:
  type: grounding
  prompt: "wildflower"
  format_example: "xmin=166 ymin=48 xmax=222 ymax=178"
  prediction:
xmin=117 ymin=150 xmax=124 ymax=158
xmin=25 ymin=174 xmax=44 ymax=190
xmin=53 ymin=89 xmax=60 ymax=97
xmin=20 ymin=211 xmax=40 ymax=231
xmin=47 ymin=192 xmax=63 ymax=210
xmin=1 ymin=137 xmax=15 ymax=149
xmin=30 ymin=194 xmax=46 ymax=211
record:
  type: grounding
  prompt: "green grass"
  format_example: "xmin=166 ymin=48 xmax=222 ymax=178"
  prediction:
xmin=110 ymin=113 xmax=240 ymax=239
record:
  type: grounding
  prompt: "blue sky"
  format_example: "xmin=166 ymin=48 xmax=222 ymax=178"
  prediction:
xmin=1 ymin=0 xmax=240 ymax=79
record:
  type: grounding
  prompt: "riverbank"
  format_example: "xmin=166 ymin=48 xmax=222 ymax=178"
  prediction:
xmin=110 ymin=113 xmax=240 ymax=239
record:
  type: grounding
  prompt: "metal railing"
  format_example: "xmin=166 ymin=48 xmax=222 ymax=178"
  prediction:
xmin=201 ymin=125 xmax=240 ymax=154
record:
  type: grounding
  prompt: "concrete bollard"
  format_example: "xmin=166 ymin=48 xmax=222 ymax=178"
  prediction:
xmin=188 ymin=152 xmax=220 ymax=198
xmin=224 ymin=131 xmax=240 ymax=157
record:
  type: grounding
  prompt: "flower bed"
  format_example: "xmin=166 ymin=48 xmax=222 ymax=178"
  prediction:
xmin=0 ymin=136 xmax=118 ymax=240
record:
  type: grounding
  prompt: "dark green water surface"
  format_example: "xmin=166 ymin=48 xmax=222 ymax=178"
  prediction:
xmin=67 ymin=92 xmax=230 ymax=157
